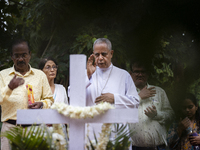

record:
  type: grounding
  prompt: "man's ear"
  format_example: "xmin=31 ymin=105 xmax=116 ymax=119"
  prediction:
xmin=110 ymin=50 xmax=114 ymax=58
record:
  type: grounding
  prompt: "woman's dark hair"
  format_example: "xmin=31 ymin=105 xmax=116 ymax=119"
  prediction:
xmin=38 ymin=57 xmax=58 ymax=70
xmin=185 ymin=93 xmax=198 ymax=107
xmin=184 ymin=93 xmax=200 ymax=128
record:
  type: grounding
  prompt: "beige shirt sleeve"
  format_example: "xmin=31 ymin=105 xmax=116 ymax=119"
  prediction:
xmin=0 ymin=74 xmax=13 ymax=104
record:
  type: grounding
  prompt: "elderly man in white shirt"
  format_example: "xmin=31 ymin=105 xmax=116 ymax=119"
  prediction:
xmin=86 ymin=38 xmax=139 ymax=145
xmin=129 ymin=61 xmax=174 ymax=150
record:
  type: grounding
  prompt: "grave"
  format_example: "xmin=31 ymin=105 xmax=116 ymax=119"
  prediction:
xmin=17 ymin=54 xmax=138 ymax=150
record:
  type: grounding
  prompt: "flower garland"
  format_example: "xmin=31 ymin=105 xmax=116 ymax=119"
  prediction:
xmin=85 ymin=123 xmax=112 ymax=150
xmin=51 ymin=102 xmax=115 ymax=150
xmin=51 ymin=102 xmax=114 ymax=119
xmin=50 ymin=124 xmax=67 ymax=150
xmin=51 ymin=102 xmax=114 ymax=150
xmin=96 ymin=123 xmax=112 ymax=150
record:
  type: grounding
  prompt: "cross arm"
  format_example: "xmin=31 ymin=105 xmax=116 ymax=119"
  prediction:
xmin=17 ymin=109 xmax=138 ymax=124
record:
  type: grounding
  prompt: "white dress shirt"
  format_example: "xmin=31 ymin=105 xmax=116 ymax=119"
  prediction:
xmin=130 ymin=84 xmax=174 ymax=147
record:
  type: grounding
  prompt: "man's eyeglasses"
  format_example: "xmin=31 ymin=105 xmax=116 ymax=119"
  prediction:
xmin=44 ymin=65 xmax=58 ymax=71
xmin=132 ymin=70 xmax=146 ymax=75
xmin=94 ymin=52 xmax=108 ymax=57
xmin=12 ymin=53 xmax=29 ymax=59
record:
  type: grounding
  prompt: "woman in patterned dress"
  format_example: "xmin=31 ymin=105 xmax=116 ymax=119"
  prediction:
xmin=167 ymin=93 xmax=200 ymax=150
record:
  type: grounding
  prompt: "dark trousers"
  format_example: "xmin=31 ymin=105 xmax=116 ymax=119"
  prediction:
xmin=132 ymin=144 xmax=166 ymax=150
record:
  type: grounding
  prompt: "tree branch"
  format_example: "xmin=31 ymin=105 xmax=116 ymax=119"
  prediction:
xmin=41 ymin=29 xmax=56 ymax=58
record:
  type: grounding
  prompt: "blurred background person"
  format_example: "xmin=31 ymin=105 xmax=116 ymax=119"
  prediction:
xmin=39 ymin=57 xmax=68 ymax=104
xmin=167 ymin=93 xmax=200 ymax=149
xmin=129 ymin=60 xmax=174 ymax=150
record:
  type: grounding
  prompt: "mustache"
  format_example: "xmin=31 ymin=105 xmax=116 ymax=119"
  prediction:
xmin=17 ymin=61 xmax=26 ymax=65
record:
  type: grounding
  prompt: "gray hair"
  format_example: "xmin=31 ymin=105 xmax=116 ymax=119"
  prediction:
xmin=93 ymin=38 xmax=112 ymax=51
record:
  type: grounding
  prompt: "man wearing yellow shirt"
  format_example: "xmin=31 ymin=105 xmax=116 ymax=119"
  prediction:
xmin=0 ymin=39 xmax=54 ymax=150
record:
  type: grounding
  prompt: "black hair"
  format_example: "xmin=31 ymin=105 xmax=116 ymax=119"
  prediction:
xmin=130 ymin=59 xmax=151 ymax=75
xmin=185 ymin=93 xmax=198 ymax=107
xmin=10 ymin=39 xmax=31 ymax=55
xmin=38 ymin=57 xmax=58 ymax=70
xmin=184 ymin=93 xmax=200 ymax=129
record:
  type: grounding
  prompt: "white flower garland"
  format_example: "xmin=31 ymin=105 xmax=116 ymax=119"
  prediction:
xmin=51 ymin=102 xmax=114 ymax=119
xmin=51 ymin=102 xmax=114 ymax=150
xmin=51 ymin=124 xmax=67 ymax=150
xmin=96 ymin=123 xmax=112 ymax=150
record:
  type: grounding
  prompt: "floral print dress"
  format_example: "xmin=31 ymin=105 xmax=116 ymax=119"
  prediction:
xmin=167 ymin=121 xmax=199 ymax=150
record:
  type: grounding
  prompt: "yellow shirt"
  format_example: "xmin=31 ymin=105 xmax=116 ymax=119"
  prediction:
xmin=0 ymin=65 xmax=54 ymax=122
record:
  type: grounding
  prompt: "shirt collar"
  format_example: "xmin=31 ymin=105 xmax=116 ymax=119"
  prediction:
xmin=97 ymin=63 xmax=113 ymax=71
xmin=9 ymin=64 xmax=35 ymax=76
xmin=136 ymin=83 xmax=149 ymax=92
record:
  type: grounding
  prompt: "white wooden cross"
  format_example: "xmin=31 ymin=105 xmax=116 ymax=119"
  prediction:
xmin=17 ymin=54 xmax=138 ymax=150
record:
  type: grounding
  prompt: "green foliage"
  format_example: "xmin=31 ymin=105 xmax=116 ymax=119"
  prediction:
xmin=107 ymin=124 xmax=133 ymax=150
xmin=70 ymin=32 xmax=94 ymax=56
xmin=0 ymin=48 xmax=13 ymax=70
xmin=0 ymin=0 xmax=131 ymax=86
xmin=188 ymin=78 xmax=200 ymax=104
xmin=2 ymin=124 xmax=131 ymax=150
xmin=1 ymin=125 xmax=53 ymax=150
xmin=87 ymin=124 xmax=133 ymax=150
xmin=0 ymin=0 xmax=22 ymax=70
xmin=151 ymin=26 xmax=197 ymax=88
xmin=148 ymin=26 xmax=200 ymax=114
xmin=1 ymin=0 xmax=199 ymax=96
xmin=152 ymin=61 xmax=174 ymax=85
